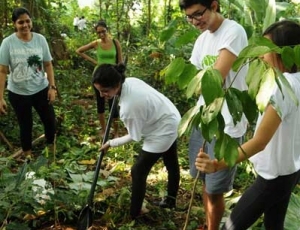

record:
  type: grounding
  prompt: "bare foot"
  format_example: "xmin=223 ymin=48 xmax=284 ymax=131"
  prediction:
xmin=140 ymin=206 xmax=150 ymax=215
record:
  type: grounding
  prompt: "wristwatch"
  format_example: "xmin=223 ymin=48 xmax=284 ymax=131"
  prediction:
xmin=49 ymin=85 xmax=57 ymax=90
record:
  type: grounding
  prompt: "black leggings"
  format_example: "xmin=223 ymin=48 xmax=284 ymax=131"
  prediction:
xmin=8 ymin=88 xmax=56 ymax=151
xmin=130 ymin=141 xmax=180 ymax=218
xmin=222 ymin=170 xmax=300 ymax=230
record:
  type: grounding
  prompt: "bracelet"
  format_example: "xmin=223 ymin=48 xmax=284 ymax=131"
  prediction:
xmin=49 ymin=85 xmax=57 ymax=90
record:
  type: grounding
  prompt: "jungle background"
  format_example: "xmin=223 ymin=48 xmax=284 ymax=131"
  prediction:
xmin=0 ymin=0 xmax=300 ymax=229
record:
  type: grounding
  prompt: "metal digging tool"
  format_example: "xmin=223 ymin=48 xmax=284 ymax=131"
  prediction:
xmin=77 ymin=95 xmax=119 ymax=230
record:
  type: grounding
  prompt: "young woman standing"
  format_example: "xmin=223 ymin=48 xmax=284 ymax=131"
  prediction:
xmin=76 ymin=20 xmax=122 ymax=138
xmin=0 ymin=7 xmax=57 ymax=157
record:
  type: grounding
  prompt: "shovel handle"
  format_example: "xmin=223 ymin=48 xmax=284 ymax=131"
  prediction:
xmin=87 ymin=95 xmax=118 ymax=205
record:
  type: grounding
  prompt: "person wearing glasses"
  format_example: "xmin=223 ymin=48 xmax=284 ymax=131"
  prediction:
xmin=76 ymin=20 xmax=123 ymax=138
xmin=179 ymin=1 xmax=248 ymax=229
xmin=0 ymin=7 xmax=57 ymax=158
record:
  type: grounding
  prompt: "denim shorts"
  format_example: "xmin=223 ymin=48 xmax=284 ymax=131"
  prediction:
xmin=189 ymin=128 xmax=243 ymax=194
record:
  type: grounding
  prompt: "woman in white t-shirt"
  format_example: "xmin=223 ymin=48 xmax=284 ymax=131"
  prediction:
xmin=195 ymin=20 xmax=300 ymax=229
xmin=92 ymin=63 xmax=181 ymax=219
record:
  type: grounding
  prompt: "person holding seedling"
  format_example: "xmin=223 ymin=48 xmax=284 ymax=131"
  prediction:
xmin=196 ymin=20 xmax=300 ymax=230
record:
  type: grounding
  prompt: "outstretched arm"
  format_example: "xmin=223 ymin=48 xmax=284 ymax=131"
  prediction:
xmin=100 ymin=134 xmax=133 ymax=151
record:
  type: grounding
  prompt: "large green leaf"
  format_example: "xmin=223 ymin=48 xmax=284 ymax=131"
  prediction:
xmin=281 ymin=46 xmax=295 ymax=70
xmin=262 ymin=0 xmax=276 ymax=32
xmin=240 ymin=42 xmax=278 ymax=57
xmin=178 ymin=63 xmax=198 ymax=90
xmin=216 ymin=112 xmax=225 ymax=138
xmin=246 ymin=59 xmax=266 ymax=100
xmin=178 ymin=104 xmax=201 ymax=136
xmin=214 ymin=134 xmax=239 ymax=167
xmin=226 ymin=88 xmax=244 ymax=125
xmin=214 ymin=132 xmax=226 ymax=160
xmin=240 ymin=90 xmax=258 ymax=124
xmin=284 ymin=193 xmax=300 ymax=230
xmin=256 ymin=67 xmax=276 ymax=112
xmin=201 ymin=69 xmax=224 ymax=105
xmin=162 ymin=57 xmax=186 ymax=84
xmin=186 ymin=69 xmax=205 ymax=99
xmin=294 ymin=45 xmax=300 ymax=68
xmin=233 ymin=37 xmax=280 ymax=72
xmin=223 ymin=136 xmax=239 ymax=167
xmin=202 ymin=55 xmax=218 ymax=69
xmin=202 ymin=111 xmax=225 ymax=142
xmin=248 ymin=36 xmax=280 ymax=51
xmin=201 ymin=97 xmax=224 ymax=124
xmin=201 ymin=117 xmax=218 ymax=143
xmin=189 ymin=110 xmax=203 ymax=133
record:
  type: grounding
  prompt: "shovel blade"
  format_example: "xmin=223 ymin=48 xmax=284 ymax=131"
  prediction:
xmin=77 ymin=205 xmax=93 ymax=230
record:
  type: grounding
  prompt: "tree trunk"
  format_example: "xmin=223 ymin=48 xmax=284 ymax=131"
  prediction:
xmin=147 ymin=0 xmax=151 ymax=36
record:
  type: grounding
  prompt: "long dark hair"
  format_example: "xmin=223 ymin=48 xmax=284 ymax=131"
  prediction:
xmin=94 ymin=20 xmax=108 ymax=30
xmin=263 ymin=20 xmax=300 ymax=72
xmin=12 ymin=7 xmax=31 ymax=22
xmin=92 ymin=63 xmax=126 ymax=88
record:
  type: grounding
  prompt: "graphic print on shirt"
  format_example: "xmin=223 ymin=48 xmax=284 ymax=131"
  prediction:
xmin=27 ymin=55 xmax=42 ymax=74
xmin=202 ymin=55 xmax=217 ymax=69
xmin=11 ymin=51 xmax=43 ymax=83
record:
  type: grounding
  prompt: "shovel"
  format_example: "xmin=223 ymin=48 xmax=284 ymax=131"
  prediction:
xmin=77 ymin=95 xmax=119 ymax=230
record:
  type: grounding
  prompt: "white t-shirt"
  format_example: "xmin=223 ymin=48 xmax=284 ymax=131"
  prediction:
xmin=190 ymin=19 xmax=248 ymax=137
xmin=73 ymin=17 xmax=79 ymax=26
xmin=118 ymin=77 xmax=181 ymax=153
xmin=0 ymin=32 xmax=52 ymax=95
xmin=78 ymin=18 xmax=86 ymax=30
xmin=250 ymin=72 xmax=300 ymax=179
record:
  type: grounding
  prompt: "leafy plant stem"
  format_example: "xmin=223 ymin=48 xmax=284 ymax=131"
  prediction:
xmin=0 ymin=207 xmax=11 ymax=230
xmin=183 ymin=140 xmax=207 ymax=230
xmin=226 ymin=59 xmax=253 ymax=91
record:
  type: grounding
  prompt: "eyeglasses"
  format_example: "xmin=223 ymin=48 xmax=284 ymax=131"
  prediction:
xmin=97 ymin=30 xmax=107 ymax=35
xmin=185 ymin=8 xmax=207 ymax=22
